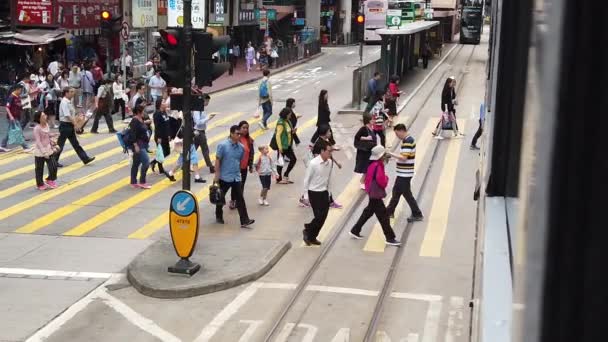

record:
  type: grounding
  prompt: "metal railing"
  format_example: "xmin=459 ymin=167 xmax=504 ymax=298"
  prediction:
xmin=273 ymin=40 xmax=321 ymax=68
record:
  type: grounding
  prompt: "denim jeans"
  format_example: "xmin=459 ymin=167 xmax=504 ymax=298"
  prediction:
xmin=261 ymin=101 xmax=272 ymax=127
xmin=131 ymin=146 xmax=150 ymax=184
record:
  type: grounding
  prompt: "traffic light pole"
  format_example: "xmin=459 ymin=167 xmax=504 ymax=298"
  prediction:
xmin=182 ymin=0 xmax=193 ymax=191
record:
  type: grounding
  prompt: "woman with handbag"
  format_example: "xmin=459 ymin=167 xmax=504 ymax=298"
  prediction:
xmin=353 ymin=113 xmax=377 ymax=189
xmin=349 ymin=145 xmax=401 ymax=246
xmin=32 ymin=111 xmax=59 ymax=190
xmin=273 ymin=108 xmax=297 ymax=184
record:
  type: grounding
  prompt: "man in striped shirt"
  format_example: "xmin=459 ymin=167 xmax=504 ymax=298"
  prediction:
xmin=387 ymin=124 xmax=423 ymax=222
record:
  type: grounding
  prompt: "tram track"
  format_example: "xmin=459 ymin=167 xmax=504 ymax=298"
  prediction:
xmin=261 ymin=43 xmax=475 ymax=342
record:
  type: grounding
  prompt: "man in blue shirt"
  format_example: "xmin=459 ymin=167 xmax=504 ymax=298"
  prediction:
xmin=365 ymin=72 xmax=382 ymax=113
xmin=214 ymin=125 xmax=255 ymax=228
xmin=193 ymin=94 xmax=216 ymax=174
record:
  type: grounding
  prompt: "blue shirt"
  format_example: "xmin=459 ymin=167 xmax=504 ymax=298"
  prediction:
xmin=367 ymin=78 xmax=377 ymax=97
xmin=217 ymin=139 xmax=244 ymax=182
xmin=193 ymin=110 xmax=210 ymax=131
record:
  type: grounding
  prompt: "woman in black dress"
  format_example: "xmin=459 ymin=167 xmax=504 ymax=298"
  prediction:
xmin=311 ymin=90 xmax=335 ymax=145
xmin=353 ymin=113 xmax=378 ymax=189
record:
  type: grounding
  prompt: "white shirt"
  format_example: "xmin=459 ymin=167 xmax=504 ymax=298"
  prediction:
xmin=59 ymin=97 xmax=75 ymax=123
xmin=112 ymin=82 xmax=124 ymax=100
xmin=193 ymin=110 xmax=210 ymax=131
xmin=302 ymin=155 xmax=333 ymax=193
xmin=148 ymin=75 xmax=166 ymax=96
xmin=123 ymin=55 xmax=133 ymax=67
xmin=48 ymin=61 xmax=59 ymax=76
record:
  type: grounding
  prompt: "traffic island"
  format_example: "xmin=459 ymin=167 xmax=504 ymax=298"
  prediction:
xmin=127 ymin=238 xmax=291 ymax=299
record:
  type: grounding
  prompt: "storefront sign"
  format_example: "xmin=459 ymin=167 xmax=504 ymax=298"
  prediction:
xmin=255 ymin=9 xmax=276 ymax=21
xmin=132 ymin=0 xmax=158 ymax=28
xmin=16 ymin=0 xmax=54 ymax=26
xmin=56 ymin=0 xmax=120 ymax=29
xmin=158 ymin=0 xmax=167 ymax=15
xmin=238 ymin=10 xmax=257 ymax=26
xmin=258 ymin=10 xmax=268 ymax=30
xmin=168 ymin=0 xmax=206 ymax=29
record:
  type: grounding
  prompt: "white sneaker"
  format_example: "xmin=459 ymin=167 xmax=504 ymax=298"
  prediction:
xmin=434 ymin=135 xmax=444 ymax=140
xmin=0 ymin=146 xmax=9 ymax=152
xmin=258 ymin=198 xmax=264 ymax=205
xmin=258 ymin=122 xmax=265 ymax=130
xmin=263 ymin=200 xmax=270 ymax=206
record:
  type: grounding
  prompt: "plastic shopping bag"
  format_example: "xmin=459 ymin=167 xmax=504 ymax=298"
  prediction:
xmin=155 ymin=146 xmax=165 ymax=163
xmin=254 ymin=106 xmax=262 ymax=118
xmin=276 ymin=153 xmax=285 ymax=167
xmin=7 ymin=121 xmax=25 ymax=146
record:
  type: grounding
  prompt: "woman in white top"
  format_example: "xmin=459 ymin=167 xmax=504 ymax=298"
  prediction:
xmin=113 ymin=74 xmax=127 ymax=120
xmin=57 ymin=70 xmax=70 ymax=90
xmin=39 ymin=73 xmax=60 ymax=128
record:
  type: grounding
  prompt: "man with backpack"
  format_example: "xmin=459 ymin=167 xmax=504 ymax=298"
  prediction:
xmin=258 ymin=69 xmax=273 ymax=130
xmin=90 ymin=79 xmax=117 ymax=134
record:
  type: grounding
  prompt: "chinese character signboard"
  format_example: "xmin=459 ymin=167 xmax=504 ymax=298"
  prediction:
xmin=168 ymin=0 xmax=206 ymax=29
xmin=238 ymin=10 xmax=256 ymax=26
xmin=133 ymin=0 xmax=158 ymax=28
xmin=16 ymin=0 xmax=54 ymax=26
xmin=56 ymin=0 xmax=120 ymax=29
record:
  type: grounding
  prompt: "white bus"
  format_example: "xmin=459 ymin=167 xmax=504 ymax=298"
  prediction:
xmin=363 ymin=0 xmax=388 ymax=43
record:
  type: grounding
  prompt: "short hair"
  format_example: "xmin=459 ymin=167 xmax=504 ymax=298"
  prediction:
xmin=257 ymin=145 xmax=267 ymax=152
xmin=362 ymin=113 xmax=372 ymax=125
xmin=33 ymin=111 xmax=43 ymax=124
xmin=373 ymin=72 xmax=380 ymax=77
xmin=62 ymin=87 xmax=72 ymax=97
xmin=263 ymin=69 xmax=270 ymax=77
xmin=230 ymin=125 xmax=240 ymax=134
xmin=286 ymin=98 xmax=295 ymax=108
xmin=155 ymin=97 xmax=163 ymax=110
xmin=133 ymin=105 xmax=145 ymax=115
xmin=393 ymin=123 xmax=407 ymax=131
xmin=136 ymin=82 xmax=145 ymax=91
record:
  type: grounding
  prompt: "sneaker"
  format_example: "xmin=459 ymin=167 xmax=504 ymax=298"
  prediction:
xmin=90 ymin=130 xmax=99 ymax=134
xmin=229 ymin=200 xmax=236 ymax=210
xmin=22 ymin=147 xmax=34 ymax=153
xmin=330 ymin=201 xmax=343 ymax=209
xmin=109 ymin=129 xmax=118 ymax=133
xmin=56 ymin=162 xmax=64 ymax=168
xmin=45 ymin=180 xmax=58 ymax=189
xmin=309 ymin=238 xmax=321 ymax=246
xmin=470 ymin=145 xmax=480 ymax=150
xmin=241 ymin=219 xmax=255 ymax=229
xmin=385 ymin=239 xmax=402 ymax=246
xmin=263 ymin=200 xmax=270 ymax=206
xmin=258 ymin=122 xmax=265 ymax=130
xmin=130 ymin=183 xmax=139 ymax=189
xmin=138 ymin=183 xmax=152 ymax=189
xmin=37 ymin=184 xmax=49 ymax=191
xmin=349 ymin=231 xmax=363 ymax=240
xmin=194 ymin=177 xmax=206 ymax=183
xmin=258 ymin=198 xmax=264 ymax=205
xmin=0 ymin=146 xmax=9 ymax=152
xmin=407 ymin=215 xmax=424 ymax=222
xmin=434 ymin=135 xmax=444 ymax=140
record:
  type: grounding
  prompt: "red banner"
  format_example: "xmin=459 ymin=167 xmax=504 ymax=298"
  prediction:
xmin=56 ymin=0 xmax=120 ymax=29
xmin=16 ymin=0 xmax=55 ymax=26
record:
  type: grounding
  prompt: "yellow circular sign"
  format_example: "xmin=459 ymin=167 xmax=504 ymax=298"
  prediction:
xmin=177 ymin=16 xmax=184 ymax=25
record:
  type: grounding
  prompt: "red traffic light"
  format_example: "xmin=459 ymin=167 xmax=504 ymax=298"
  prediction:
xmin=101 ymin=11 xmax=111 ymax=20
xmin=160 ymin=30 xmax=179 ymax=46
xmin=357 ymin=15 xmax=365 ymax=24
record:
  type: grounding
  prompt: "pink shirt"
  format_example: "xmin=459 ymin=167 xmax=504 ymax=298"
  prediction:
xmin=365 ymin=160 xmax=389 ymax=193
xmin=33 ymin=124 xmax=53 ymax=157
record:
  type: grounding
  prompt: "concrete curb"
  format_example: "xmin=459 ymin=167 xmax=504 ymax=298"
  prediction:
xmin=127 ymin=238 xmax=291 ymax=299
xmin=337 ymin=109 xmax=365 ymax=115
xmin=208 ymin=52 xmax=325 ymax=95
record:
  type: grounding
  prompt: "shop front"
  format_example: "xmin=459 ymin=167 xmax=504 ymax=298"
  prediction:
xmin=320 ymin=0 xmax=340 ymax=45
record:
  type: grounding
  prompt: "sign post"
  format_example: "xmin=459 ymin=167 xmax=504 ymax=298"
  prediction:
xmin=386 ymin=9 xmax=402 ymax=28
xmin=168 ymin=190 xmax=201 ymax=275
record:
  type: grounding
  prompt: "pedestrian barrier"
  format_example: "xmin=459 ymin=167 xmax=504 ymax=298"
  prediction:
xmin=273 ymin=40 xmax=321 ymax=69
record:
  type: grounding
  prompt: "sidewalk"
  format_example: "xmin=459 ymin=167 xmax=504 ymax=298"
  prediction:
xmin=204 ymin=53 xmax=324 ymax=94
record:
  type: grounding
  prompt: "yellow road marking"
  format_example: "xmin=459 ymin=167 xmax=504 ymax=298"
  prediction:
xmin=130 ymin=118 xmax=318 ymax=239
xmin=364 ymin=119 xmax=435 ymax=252
xmin=0 ymin=111 xmax=247 ymax=199
xmin=419 ymin=121 xmax=467 ymax=257
xmin=14 ymin=115 xmax=262 ymax=235
xmin=64 ymin=116 xmax=272 ymax=237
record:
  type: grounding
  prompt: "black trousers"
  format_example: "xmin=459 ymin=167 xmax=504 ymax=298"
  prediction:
xmin=310 ymin=125 xmax=336 ymax=145
xmin=422 ymin=55 xmax=429 ymax=69
xmin=375 ymin=130 xmax=386 ymax=147
xmin=386 ymin=176 xmax=423 ymax=218
xmin=304 ymin=190 xmax=330 ymax=240
xmin=193 ymin=130 xmax=214 ymax=168
xmin=91 ymin=108 xmax=115 ymax=132
xmin=352 ymin=197 xmax=396 ymax=240
xmin=471 ymin=119 xmax=483 ymax=147
xmin=277 ymin=148 xmax=297 ymax=180
xmin=34 ymin=154 xmax=58 ymax=187
xmin=231 ymin=169 xmax=248 ymax=201
xmin=114 ymin=98 xmax=126 ymax=120
xmin=216 ymin=180 xmax=250 ymax=224
xmin=56 ymin=122 xmax=89 ymax=163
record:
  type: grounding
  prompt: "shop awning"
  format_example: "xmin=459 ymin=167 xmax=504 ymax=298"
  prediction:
xmin=0 ymin=29 xmax=66 ymax=46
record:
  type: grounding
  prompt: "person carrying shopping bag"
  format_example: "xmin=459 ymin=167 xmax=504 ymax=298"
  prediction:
xmin=1 ymin=85 xmax=31 ymax=152
xmin=271 ymin=108 xmax=297 ymax=184
xmin=32 ymin=111 xmax=59 ymax=190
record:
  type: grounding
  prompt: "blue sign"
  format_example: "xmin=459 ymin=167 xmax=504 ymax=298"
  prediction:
xmin=171 ymin=191 xmax=196 ymax=216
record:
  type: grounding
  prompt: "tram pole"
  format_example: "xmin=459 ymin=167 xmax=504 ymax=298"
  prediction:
xmin=182 ymin=0 xmax=193 ymax=191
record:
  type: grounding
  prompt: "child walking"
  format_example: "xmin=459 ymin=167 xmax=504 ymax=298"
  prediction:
xmin=371 ymin=90 xmax=391 ymax=147
xmin=255 ymin=145 xmax=277 ymax=206
xmin=33 ymin=111 xmax=59 ymax=190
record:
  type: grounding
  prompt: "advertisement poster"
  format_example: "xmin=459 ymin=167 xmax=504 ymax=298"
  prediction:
xmin=132 ymin=0 xmax=158 ymax=28
xmin=168 ymin=0 xmax=205 ymax=29
xmin=56 ymin=0 xmax=120 ymax=29
xmin=16 ymin=0 xmax=54 ymax=26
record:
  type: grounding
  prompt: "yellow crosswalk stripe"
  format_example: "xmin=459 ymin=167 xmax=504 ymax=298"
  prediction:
xmin=419 ymin=121 xmax=467 ymax=257
xmin=63 ymin=117 xmax=269 ymax=237
xmin=130 ymin=118 xmax=318 ymax=239
xmin=0 ymin=112 xmax=247 ymax=199
xmin=363 ymin=119 xmax=435 ymax=252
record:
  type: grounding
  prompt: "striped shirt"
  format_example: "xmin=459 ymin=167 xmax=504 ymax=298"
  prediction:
xmin=396 ymin=135 xmax=416 ymax=178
